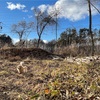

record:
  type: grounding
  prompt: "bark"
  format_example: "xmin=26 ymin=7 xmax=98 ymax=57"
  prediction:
xmin=88 ymin=0 xmax=95 ymax=56
xmin=37 ymin=36 xmax=41 ymax=48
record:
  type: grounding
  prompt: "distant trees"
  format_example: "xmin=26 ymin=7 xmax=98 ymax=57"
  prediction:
xmin=15 ymin=38 xmax=46 ymax=49
xmin=33 ymin=8 xmax=56 ymax=48
xmin=11 ymin=21 xmax=34 ymax=47
xmin=57 ymin=31 xmax=68 ymax=47
xmin=27 ymin=39 xmax=45 ymax=48
xmin=79 ymin=28 xmax=89 ymax=45
xmin=56 ymin=27 xmax=100 ymax=56
xmin=46 ymin=40 xmax=56 ymax=52
xmin=57 ymin=28 xmax=77 ymax=47
xmin=0 ymin=1 xmax=99 ymax=56
xmin=57 ymin=28 xmax=92 ymax=47
xmin=0 ymin=34 xmax=13 ymax=48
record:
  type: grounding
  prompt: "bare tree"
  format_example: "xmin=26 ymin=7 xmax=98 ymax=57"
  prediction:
xmin=11 ymin=21 xmax=34 ymax=47
xmin=86 ymin=0 xmax=100 ymax=55
xmin=53 ymin=8 xmax=60 ymax=41
xmin=34 ymin=8 xmax=56 ymax=48
xmin=87 ymin=0 xmax=95 ymax=56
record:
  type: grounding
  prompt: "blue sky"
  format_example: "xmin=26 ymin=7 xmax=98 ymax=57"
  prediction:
xmin=0 ymin=0 xmax=100 ymax=43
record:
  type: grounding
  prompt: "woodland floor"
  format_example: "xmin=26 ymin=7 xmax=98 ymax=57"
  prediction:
xmin=0 ymin=48 xmax=100 ymax=100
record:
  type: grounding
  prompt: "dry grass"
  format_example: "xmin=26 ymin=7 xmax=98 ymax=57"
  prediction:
xmin=0 ymin=48 xmax=53 ymax=60
xmin=0 ymin=58 xmax=100 ymax=100
xmin=54 ymin=46 xmax=79 ymax=57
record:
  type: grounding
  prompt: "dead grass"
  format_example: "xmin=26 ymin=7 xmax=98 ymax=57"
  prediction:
xmin=0 ymin=48 xmax=53 ymax=60
xmin=0 ymin=57 xmax=100 ymax=100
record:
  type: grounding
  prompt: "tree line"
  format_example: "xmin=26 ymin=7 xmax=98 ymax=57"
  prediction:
xmin=0 ymin=0 xmax=100 ymax=56
xmin=0 ymin=27 xmax=100 ymax=56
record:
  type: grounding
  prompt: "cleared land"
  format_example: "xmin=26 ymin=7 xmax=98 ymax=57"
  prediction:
xmin=0 ymin=48 xmax=100 ymax=100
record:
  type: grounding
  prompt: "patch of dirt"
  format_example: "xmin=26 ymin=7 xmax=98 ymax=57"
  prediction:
xmin=0 ymin=48 xmax=55 ymax=60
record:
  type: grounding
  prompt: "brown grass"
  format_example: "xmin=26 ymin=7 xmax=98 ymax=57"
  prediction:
xmin=0 ymin=48 xmax=99 ymax=99
xmin=0 ymin=57 xmax=100 ymax=100
xmin=54 ymin=46 xmax=78 ymax=57
xmin=0 ymin=48 xmax=54 ymax=60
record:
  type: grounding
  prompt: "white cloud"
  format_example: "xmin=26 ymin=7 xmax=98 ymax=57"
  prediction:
xmin=38 ymin=5 xmax=48 ymax=13
xmin=43 ymin=40 xmax=48 ymax=44
xmin=7 ymin=2 xmax=26 ymax=10
xmin=54 ymin=0 xmax=88 ymax=21
xmin=31 ymin=6 xmax=34 ymax=10
xmin=13 ymin=38 xmax=19 ymax=44
xmin=38 ymin=0 xmax=100 ymax=21
xmin=22 ymin=9 xmax=28 ymax=12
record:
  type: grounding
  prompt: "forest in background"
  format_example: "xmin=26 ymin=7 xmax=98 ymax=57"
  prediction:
xmin=0 ymin=27 xmax=100 ymax=57
xmin=0 ymin=0 xmax=100 ymax=57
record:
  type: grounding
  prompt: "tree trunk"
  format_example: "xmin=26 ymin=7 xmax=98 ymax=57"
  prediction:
xmin=88 ymin=0 xmax=95 ymax=56
xmin=37 ymin=36 xmax=41 ymax=48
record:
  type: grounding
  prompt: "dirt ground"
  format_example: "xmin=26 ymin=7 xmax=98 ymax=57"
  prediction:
xmin=0 ymin=48 xmax=100 ymax=100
